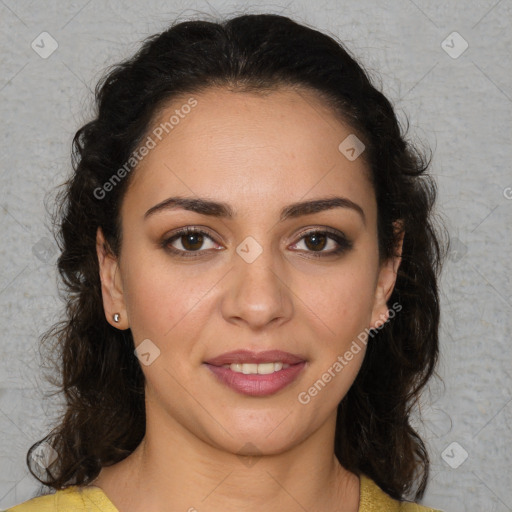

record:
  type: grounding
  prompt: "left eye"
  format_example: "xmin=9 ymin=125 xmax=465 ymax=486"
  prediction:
xmin=291 ymin=231 xmax=340 ymax=253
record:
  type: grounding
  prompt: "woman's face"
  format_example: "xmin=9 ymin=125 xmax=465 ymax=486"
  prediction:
xmin=97 ymin=86 xmax=400 ymax=456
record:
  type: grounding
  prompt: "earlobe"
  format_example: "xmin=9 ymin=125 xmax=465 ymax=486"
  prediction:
xmin=96 ymin=227 xmax=129 ymax=329
xmin=370 ymin=223 xmax=404 ymax=329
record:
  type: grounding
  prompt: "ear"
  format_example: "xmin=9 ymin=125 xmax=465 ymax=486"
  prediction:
xmin=96 ymin=227 xmax=129 ymax=330
xmin=369 ymin=221 xmax=404 ymax=329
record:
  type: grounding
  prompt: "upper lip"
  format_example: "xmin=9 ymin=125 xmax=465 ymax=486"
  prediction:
xmin=204 ymin=349 xmax=306 ymax=366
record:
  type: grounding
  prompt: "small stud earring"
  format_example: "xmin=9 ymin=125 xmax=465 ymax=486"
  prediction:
xmin=113 ymin=313 xmax=120 ymax=323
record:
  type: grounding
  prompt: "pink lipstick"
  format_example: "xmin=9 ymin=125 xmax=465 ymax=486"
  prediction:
xmin=204 ymin=349 xmax=307 ymax=397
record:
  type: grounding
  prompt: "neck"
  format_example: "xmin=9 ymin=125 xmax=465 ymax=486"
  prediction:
xmin=92 ymin=406 xmax=360 ymax=512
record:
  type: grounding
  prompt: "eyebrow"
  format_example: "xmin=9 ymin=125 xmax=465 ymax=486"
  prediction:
xmin=144 ymin=196 xmax=366 ymax=225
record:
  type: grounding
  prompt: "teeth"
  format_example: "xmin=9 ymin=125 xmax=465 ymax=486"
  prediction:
xmin=221 ymin=362 xmax=291 ymax=374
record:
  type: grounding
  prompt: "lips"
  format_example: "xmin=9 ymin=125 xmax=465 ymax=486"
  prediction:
xmin=205 ymin=362 xmax=306 ymax=396
xmin=204 ymin=349 xmax=306 ymax=366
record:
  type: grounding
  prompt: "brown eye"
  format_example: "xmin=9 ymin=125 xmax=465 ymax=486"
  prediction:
xmin=291 ymin=229 xmax=353 ymax=258
xmin=180 ymin=232 xmax=205 ymax=251
xmin=163 ymin=227 xmax=221 ymax=257
xmin=304 ymin=232 xmax=328 ymax=251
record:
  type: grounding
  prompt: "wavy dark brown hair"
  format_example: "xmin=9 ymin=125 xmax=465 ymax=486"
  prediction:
xmin=27 ymin=12 xmax=447 ymax=503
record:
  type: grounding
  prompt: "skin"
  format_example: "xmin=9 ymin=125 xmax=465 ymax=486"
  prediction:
xmin=93 ymin=86 xmax=402 ymax=512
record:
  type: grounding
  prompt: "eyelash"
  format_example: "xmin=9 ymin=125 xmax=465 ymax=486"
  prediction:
xmin=161 ymin=227 xmax=353 ymax=259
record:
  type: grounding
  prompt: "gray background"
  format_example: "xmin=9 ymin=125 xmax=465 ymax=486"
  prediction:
xmin=0 ymin=1 xmax=511 ymax=510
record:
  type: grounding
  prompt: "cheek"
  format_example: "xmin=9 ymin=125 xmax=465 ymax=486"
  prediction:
xmin=301 ymin=261 xmax=377 ymax=341
xmin=297 ymin=271 xmax=374 ymax=408
xmin=121 ymin=259 xmax=193 ymax=340
xmin=121 ymin=251 xmax=223 ymax=347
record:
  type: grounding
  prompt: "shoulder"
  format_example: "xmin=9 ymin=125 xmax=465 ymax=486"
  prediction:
xmin=5 ymin=485 xmax=118 ymax=512
xmin=5 ymin=490 xmax=61 ymax=512
xmin=359 ymin=474 xmax=444 ymax=512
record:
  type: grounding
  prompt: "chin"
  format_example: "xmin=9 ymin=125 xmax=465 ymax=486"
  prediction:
xmin=208 ymin=418 xmax=307 ymax=458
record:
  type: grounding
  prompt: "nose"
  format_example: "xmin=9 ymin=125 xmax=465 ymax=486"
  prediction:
xmin=221 ymin=244 xmax=293 ymax=331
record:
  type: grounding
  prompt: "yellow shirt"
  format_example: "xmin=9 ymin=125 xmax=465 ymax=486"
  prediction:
xmin=5 ymin=474 xmax=443 ymax=511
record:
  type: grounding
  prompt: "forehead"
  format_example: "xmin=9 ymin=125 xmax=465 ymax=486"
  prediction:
xmin=122 ymin=86 xmax=375 ymax=223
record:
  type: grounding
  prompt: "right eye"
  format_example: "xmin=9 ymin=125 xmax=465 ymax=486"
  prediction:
xmin=162 ymin=227 xmax=223 ymax=258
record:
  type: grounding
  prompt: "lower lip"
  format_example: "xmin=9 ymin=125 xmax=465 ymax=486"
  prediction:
xmin=204 ymin=362 xmax=306 ymax=397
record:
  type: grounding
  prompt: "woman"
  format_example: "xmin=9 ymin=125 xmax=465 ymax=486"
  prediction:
xmin=8 ymin=12 xmax=446 ymax=511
